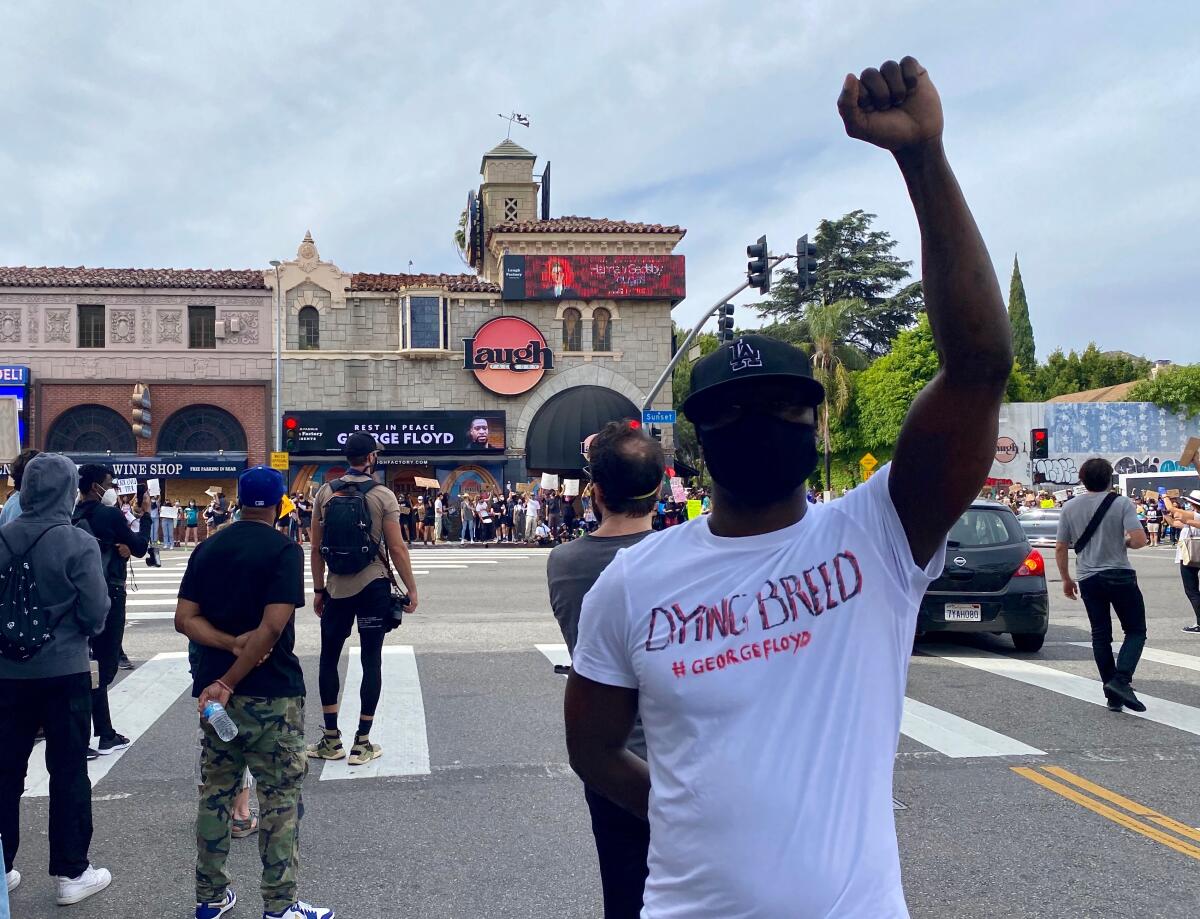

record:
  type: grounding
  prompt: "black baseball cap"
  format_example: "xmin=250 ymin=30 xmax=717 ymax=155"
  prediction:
xmin=345 ymin=432 xmax=380 ymax=459
xmin=682 ymin=334 xmax=825 ymax=423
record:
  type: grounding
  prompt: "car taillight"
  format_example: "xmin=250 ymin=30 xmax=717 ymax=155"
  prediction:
xmin=1013 ymin=549 xmax=1045 ymax=578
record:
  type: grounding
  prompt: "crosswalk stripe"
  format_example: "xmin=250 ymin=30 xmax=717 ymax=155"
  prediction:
xmin=901 ymin=698 xmax=1044 ymax=758
xmin=318 ymin=646 xmax=431 ymax=780
xmin=536 ymin=643 xmax=571 ymax=669
xmin=922 ymin=646 xmax=1200 ymax=738
xmin=23 ymin=652 xmax=193 ymax=799
xmin=535 ymin=643 xmax=1042 ymax=758
xmin=1068 ymin=642 xmax=1200 ymax=674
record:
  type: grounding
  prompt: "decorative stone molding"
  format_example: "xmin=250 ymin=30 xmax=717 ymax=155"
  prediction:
xmin=267 ymin=231 xmax=350 ymax=310
xmin=552 ymin=300 xmax=621 ymax=321
xmin=221 ymin=310 xmax=260 ymax=345
xmin=27 ymin=307 xmax=38 ymax=342
xmin=0 ymin=309 xmax=20 ymax=342
xmin=288 ymin=282 xmax=332 ymax=315
xmin=46 ymin=308 xmax=70 ymax=342
xmin=111 ymin=309 xmax=136 ymax=343
xmin=157 ymin=309 xmax=183 ymax=343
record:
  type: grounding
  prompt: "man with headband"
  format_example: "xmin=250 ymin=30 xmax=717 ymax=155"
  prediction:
xmin=547 ymin=419 xmax=664 ymax=916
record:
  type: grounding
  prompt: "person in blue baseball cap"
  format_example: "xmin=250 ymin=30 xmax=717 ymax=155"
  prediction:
xmin=175 ymin=465 xmax=335 ymax=919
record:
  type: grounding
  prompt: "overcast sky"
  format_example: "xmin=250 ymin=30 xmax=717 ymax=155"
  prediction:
xmin=1 ymin=1 xmax=1196 ymax=363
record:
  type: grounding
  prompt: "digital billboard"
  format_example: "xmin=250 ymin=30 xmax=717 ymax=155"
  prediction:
xmin=282 ymin=411 xmax=506 ymax=455
xmin=502 ymin=255 xmax=685 ymax=301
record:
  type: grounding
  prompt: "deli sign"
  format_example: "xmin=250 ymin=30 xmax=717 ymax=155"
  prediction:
xmin=463 ymin=316 xmax=553 ymax=396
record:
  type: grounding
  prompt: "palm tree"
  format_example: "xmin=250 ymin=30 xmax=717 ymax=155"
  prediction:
xmin=804 ymin=300 xmax=867 ymax=492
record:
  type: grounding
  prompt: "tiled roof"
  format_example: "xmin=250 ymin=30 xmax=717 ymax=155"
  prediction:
xmin=350 ymin=272 xmax=499 ymax=293
xmin=1046 ymin=381 xmax=1143 ymax=403
xmin=484 ymin=139 xmax=536 ymax=159
xmin=488 ymin=216 xmax=685 ymax=237
xmin=0 ymin=266 xmax=267 ymax=289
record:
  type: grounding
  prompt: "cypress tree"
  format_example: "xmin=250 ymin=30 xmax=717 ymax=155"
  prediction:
xmin=1008 ymin=255 xmax=1036 ymax=373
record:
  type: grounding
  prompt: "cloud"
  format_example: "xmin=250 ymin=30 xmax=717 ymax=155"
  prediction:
xmin=0 ymin=0 xmax=1196 ymax=362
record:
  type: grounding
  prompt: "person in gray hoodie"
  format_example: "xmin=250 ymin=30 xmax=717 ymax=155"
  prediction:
xmin=0 ymin=453 xmax=114 ymax=907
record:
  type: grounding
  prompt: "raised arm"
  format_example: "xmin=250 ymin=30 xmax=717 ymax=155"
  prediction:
xmin=838 ymin=57 xmax=1012 ymax=568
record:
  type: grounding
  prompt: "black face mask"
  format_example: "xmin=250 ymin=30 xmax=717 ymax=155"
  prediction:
xmin=699 ymin=416 xmax=818 ymax=505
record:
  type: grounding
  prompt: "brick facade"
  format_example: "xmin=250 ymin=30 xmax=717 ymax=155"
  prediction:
xmin=36 ymin=380 xmax=270 ymax=464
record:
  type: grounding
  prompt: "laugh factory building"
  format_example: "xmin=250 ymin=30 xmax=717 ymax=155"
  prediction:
xmin=0 ymin=139 xmax=686 ymax=502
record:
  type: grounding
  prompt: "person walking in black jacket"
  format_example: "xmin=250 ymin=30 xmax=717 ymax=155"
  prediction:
xmin=71 ymin=464 xmax=152 ymax=755
xmin=0 ymin=454 xmax=113 ymax=907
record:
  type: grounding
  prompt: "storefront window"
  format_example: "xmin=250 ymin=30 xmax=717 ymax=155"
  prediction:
xmin=562 ymin=307 xmax=582 ymax=351
xmin=591 ymin=307 xmax=612 ymax=351
xmin=408 ymin=296 xmax=442 ymax=349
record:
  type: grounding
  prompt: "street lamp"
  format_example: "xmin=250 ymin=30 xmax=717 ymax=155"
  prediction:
xmin=269 ymin=260 xmax=282 ymax=453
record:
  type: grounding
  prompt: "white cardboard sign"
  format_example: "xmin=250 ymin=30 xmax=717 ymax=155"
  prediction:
xmin=115 ymin=477 xmax=138 ymax=496
xmin=540 ymin=473 xmax=559 ymax=490
xmin=563 ymin=479 xmax=580 ymax=497
xmin=146 ymin=478 xmax=161 ymax=497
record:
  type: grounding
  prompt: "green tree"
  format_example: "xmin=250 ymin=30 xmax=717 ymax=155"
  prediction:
xmin=454 ymin=207 xmax=469 ymax=265
xmin=1007 ymin=255 xmax=1036 ymax=373
xmin=1033 ymin=344 xmax=1152 ymax=400
xmin=671 ymin=328 xmax=721 ymax=475
xmin=756 ymin=210 xmax=923 ymax=357
xmin=803 ymin=301 xmax=867 ymax=487
xmin=1128 ymin=365 xmax=1200 ymax=416
xmin=854 ymin=316 xmax=1033 ymax=449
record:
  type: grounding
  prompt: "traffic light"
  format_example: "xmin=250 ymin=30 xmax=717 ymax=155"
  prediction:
xmin=747 ymin=235 xmax=770 ymax=294
xmin=717 ymin=303 xmax=736 ymax=342
xmin=131 ymin=383 xmax=151 ymax=440
xmin=283 ymin=415 xmax=300 ymax=452
xmin=649 ymin=425 xmax=663 ymax=442
xmin=797 ymin=234 xmax=818 ymax=292
xmin=1030 ymin=428 xmax=1048 ymax=460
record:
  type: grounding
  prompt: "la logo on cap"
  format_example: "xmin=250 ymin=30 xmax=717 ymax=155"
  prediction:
xmin=729 ymin=339 xmax=762 ymax=373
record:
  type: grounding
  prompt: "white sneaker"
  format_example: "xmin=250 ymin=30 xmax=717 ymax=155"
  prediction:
xmin=56 ymin=864 xmax=112 ymax=905
xmin=264 ymin=901 xmax=335 ymax=918
xmin=6 ymin=868 xmax=19 ymax=892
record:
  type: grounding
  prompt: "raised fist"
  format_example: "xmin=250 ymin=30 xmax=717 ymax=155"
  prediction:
xmin=837 ymin=56 xmax=943 ymax=153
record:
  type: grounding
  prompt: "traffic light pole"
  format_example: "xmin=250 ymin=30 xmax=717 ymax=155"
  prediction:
xmin=641 ymin=254 xmax=792 ymax=413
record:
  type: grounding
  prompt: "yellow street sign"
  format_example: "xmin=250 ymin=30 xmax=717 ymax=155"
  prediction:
xmin=859 ymin=452 xmax=878 ymax=471
xmin=270 ymin=451 xmax=290 ymax=471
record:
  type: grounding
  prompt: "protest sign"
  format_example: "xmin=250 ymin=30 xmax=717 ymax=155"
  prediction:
xmin=687 ymin=499 xmax=702 ymax=519
xmin=563 ymin=479 xmax=580 ymax=496
xmin=146 ymin=478 xmax=161 ymax=497
xmin=115 ymin=477 xmax=138 ymax=496
xmin=541 ymin=473 xmax=559 ymax=490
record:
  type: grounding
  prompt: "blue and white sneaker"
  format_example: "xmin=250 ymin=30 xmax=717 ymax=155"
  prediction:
xmin=196 ymin=888 xmax=236 ymax=918
xmin=264 ymin=901 xmax=335 ymax=919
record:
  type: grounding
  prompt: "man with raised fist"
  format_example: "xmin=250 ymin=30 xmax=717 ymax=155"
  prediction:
xmin=566 ymin=57 xmax=1012 ymax=917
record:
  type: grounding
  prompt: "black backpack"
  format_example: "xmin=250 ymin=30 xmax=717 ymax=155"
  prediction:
xmin=320 ymin=479 xmax=385 ymax=576
xmin=0 ymin=524 xmax=67 ymax=662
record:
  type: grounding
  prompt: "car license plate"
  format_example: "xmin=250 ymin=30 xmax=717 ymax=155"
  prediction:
xmin=944 ymin=603 xmax=982 ymax=622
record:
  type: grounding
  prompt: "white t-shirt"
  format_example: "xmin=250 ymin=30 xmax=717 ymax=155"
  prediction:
xmin=572 ymin=464 xmax=945 ymax=918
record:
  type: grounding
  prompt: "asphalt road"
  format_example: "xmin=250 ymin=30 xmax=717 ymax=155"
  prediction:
xmin=8 ymin=541 xmax=1200 ymax=919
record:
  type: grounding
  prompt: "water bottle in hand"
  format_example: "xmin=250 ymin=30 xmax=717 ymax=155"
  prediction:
xmin=203 ymin=701 xmax=238 ymax=741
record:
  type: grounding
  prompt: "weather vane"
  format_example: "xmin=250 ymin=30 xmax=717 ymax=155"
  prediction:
xmin=497 ymin=111 xmax=531 ymax=139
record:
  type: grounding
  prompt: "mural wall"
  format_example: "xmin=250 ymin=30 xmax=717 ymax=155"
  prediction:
xmin=988 ymin=402 xmax=1200 ymax=488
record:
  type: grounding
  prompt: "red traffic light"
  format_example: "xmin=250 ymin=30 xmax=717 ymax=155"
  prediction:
xmin=284 ymin=416 xmax=299 ymax=430
xmin=1034 ymin=430 xmax=1046 ymax=441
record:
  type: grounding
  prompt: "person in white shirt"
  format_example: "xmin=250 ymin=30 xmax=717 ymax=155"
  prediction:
xmin=565 ymin=55 xmax=1013 ymax=919
xmin=525 ymin=496 xmax=541 ymax=542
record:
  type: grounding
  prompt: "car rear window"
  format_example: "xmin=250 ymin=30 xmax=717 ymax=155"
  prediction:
xmin=948 ymin=509 xmax=1025 ymax=547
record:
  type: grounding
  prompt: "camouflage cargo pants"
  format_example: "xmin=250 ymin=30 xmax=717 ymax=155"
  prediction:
xmin=196 ymin=695 xmax=307 ymax=913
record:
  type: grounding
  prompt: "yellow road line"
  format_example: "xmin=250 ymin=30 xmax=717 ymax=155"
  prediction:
xmin=1011 ymin=767 xmax=1200 ymax=862
xmin=1041 ymin=766 xmax=1200 ymax=844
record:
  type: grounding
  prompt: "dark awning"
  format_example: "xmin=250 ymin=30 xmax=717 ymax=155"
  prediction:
xmin=524 ymin=385 xmax=639 ymax=474
xmin=671 ymin=458 xmax=700 ymax=480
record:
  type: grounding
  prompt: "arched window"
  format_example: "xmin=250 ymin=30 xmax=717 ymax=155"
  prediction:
xmin=157 ymin=405 xmax=247 ymax=453
xmin=298 ymin=306 xmax=320 ymax=350
xmin=45 ymin=405 xmax=136 ymax=453
xmin=591 ymin=307 xmax=612 ymax=351
xmin=562 ymin=307 xmax=582 ymax=351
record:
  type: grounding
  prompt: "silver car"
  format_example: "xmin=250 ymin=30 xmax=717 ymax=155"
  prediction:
xmin=1018 ymin=508 xmax=1061 ymax=549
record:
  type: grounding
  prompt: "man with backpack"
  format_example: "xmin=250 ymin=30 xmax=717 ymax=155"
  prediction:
xmin=308 ymin=433 xmax=418 ymax=766
xmin=1056 ymin=457 xmax=1150 ymax=712
xmin=0 ymin=454 xmax=113 ymax=908
xmin=72 ymin=464 xmax=152 ymax=756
